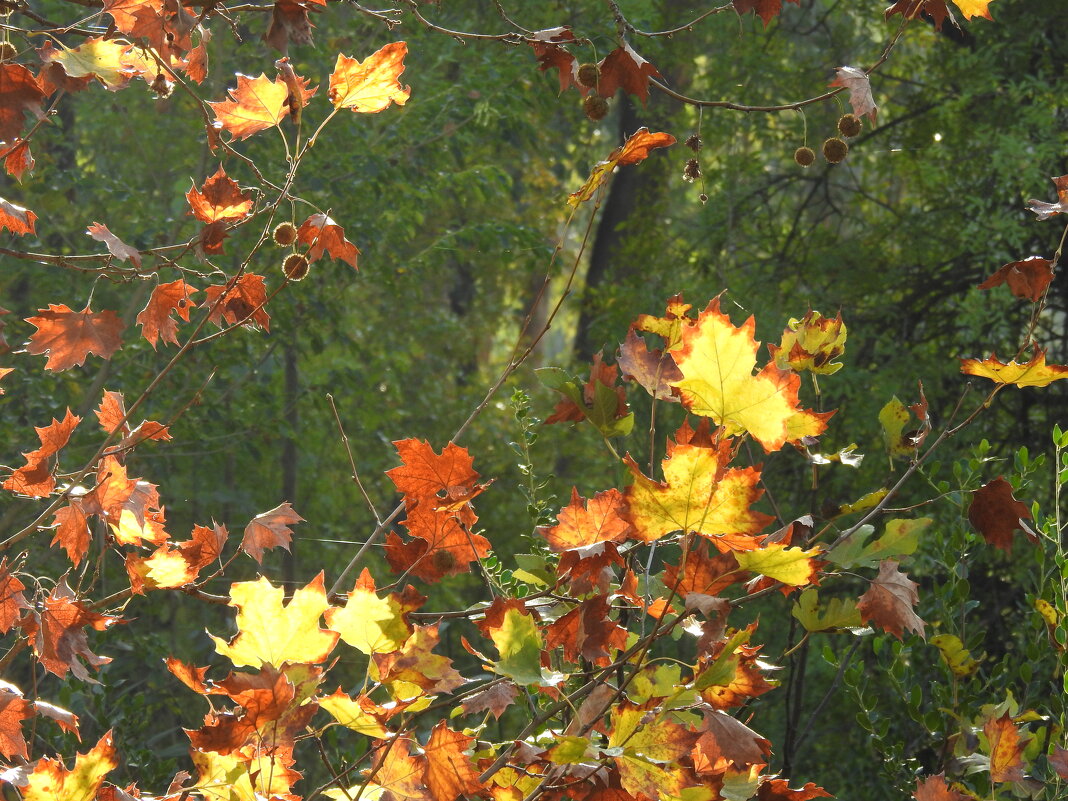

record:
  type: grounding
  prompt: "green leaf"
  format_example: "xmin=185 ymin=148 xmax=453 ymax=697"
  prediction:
xmin=792 ymin=588 xmax=862 ymax=632
xmin=489 ymin=607 xmax=545 ymax=686
xmin=828 ymin=518 xmax=929 ymax=569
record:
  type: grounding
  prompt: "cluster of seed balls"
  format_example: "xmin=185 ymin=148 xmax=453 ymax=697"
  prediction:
xmin=271 ymin=222 xmax=310 ymax=281
xmin=578 ymin=64 xmax=611 ymax=121
xmin=795 ymin=113 xmax=862 ymax=167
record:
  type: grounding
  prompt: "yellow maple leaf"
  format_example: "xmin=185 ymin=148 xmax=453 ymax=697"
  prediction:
xmin=210 ymin=573 xmax=339 ymax=668
xmin=24 ymin=731 xmax=117 ymax=801
xmin=670 ymin=298 xmax=802 ymax=452
xmin=569 ymin=128 xmax=676 ymax=206
xmin=623 ymin=439 xmax=772 ymax=545
xmin=734 ymin=544 xmax=821 ymax=586
xmin=325 ymin=568 xmax=412 ymax=655
xmin=960 ymin=349 xmax=1068 ymax=388
xmin=952 ymin=0 xmax=994 ymax=20
xmin=208 ymin=73 xmax=290 ymax=140
xmin=771 ymin=310 xmax=847 ymax=375
xmin=329 ymin=42 xmax=411 ymax=113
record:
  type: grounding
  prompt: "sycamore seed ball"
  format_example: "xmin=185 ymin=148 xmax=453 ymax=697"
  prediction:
xmin=794 ymin=146 xmax=816 ymax=167
xmin=272 ymin=222 xmax=298 ymax=247
xmin=577 ymin=63 xmax=600 ymax=89
xmin=583 ymin=95 xmax=610 ymax=122
xmin=282 ymin=253 xmax=310 ymax=281
xmin=0 ymin=42 xmax=16 ymax=62
xmin=822 ymin=137 xmax=849 ymax=164
xmin=837 ymin=113 xmax=862 ymax=138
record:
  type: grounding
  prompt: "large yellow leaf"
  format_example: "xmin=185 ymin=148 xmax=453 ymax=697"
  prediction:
xmin=734 ymin=544 xmax=821 ymax=586
xmin=329 ymin=41 xmax=411 ymax=112
xmin=325 ymin=568 xmax=412 ymax=655
xmin=24 ymin=731 xmax=117 ymax=801
xmin=960 ymin=349 xmax=1068 ymax=388
xmin=623 ymin=438 xmax=772 ymax=545
xmin=210 ymin=574 xmax=339 ymax=668
xmin=671 ymin=299 xmax=803 ymax=452
xmin=208 ymin=73 xmax=290 ymax=140
xmin=952 ymin=0 xmax=994 ymax=20
xmin=607 ymin=702 xmax=696 ymax=800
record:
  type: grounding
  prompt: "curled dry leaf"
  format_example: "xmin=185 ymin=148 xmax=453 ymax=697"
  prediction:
xmin=829 ymin=66 xmax=876 ymax=124
xmin=186 ymin=165 xmax=254 ymax=223
xmin=733 ymin=0 xmax=801 ymax=26
xmin=596 ymin=44 xmax=662 ymax=103
xmin=0 ymin=196 xmax=37 ymax=236
xmin=569 ymin=127 xmax=675 ymax=206
xmin=136 ymin=279 xmax=198 ymax=349
xmin=203 ymin=273 xmax=271 ymax=331
xmin=960 ymin=348 xmax=1068 ymax=388
xmin=1026 ymin=175 xmax=1068 ymax=220
xmin=86 ymin=222 xmax=141 ymax=268
xmin=967 ymin=476 xmax=1034 ymax=551
xmin=857 ymin=559 xmax=925 ymax=640
xmin=296 ymin=214 xmax=359 ymax=268
xmin=977 ymin=256 xmax=1054 ymax=303
xmin=241 ymin=502 xmax=304 ymax=563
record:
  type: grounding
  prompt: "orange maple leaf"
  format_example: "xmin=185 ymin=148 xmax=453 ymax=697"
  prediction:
xmin=0 ymin=559 xmax=29 ymax=635
xmin=960 ymin=348 xmax=1068 ymax=388
xmin=329 ymin=41 xmax=411 ymax=112
xmin=25 ymin=304 xmax=124 ymax=372
xmin=978 ymin=256 xmax=1054 ymax=303
xmin=0 ymin=196 xmax=37 ymax=236
xmin=734 ymin=0 xmax=801 ymax=26
xmin=0 ymin=684 xmax=31 ymax=760
xmin=4 ymin=409 xmax=81 ymax=498
xmin=424 ymin=722 xmax=483 ymax=801
xmin=187 ymin=165 xmax=254 ymax=223
xmin=0 ymin=63 xmax=46 ymax=145
xmin=545 ymin=594 xmax=627 ymax=666
xmin=241 ymin=502 xmax=304 ymax=563
xmin=541 ymin=488 xmax=631 ymax=550
xmin=596 ymin=44 xmax=662 ymax=103
xmin=137 ymin=279 xmax=198 ymax=348
xmin=985 ymin=712 xmax=1027 ymax=783
xmin=208 ymin=73 xmax=290 ymax=139
xmin=22 ymin=580 xmax=119 ymax=681
xmin=671 ymin=298 xmax=806 ymax=452
xmin=23 ymin=730 xmax=117 ymax=801
xmin=296 ymin=213 xmax=359 ymax=268
xmin=203 ymin=273 xmax=271 ymax=331
xmin=51 ymin=503 xmax=91 ymax=566
xmin=2 ymin=139 xmax=34 ymax=181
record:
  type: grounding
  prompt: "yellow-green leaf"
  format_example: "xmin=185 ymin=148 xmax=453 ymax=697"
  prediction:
xmin=734 ymin=544 xmax=821 ymax=586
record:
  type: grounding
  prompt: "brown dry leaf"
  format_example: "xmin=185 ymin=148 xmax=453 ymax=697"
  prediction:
xmin=596 ymin=43 xmax=662 ymax=103
xmin=0 ymin=196 xmax=37 ymax=236
xmin=829 ymin=66 xmax=877 ymax=123
xmin=86 ymin=222 xmax=141 ymax=268
xmin=857 ymin=559 xmax=925 ymax=640
xmin=136 ymin=280 xmax=198 ymax=348
xmin=978 ymin=256 xmax=1055 ymax=303
xmin=241 ymin=502 xmax=304 ymax=563
xmin=0 ymin=63 xmax=46 ymax=145
xmin=296 ymin=213 xmax=359 ymax=268
xmin=203 ymin=274 xmax=271 ymax=331
xmin=186 ymin=165 xmax=254 ymax=223
xmin=968 ymin=476 xmax=1034 ymax=551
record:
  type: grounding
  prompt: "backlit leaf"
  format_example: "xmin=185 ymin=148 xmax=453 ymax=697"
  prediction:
xmin=25 ymin=304 xmax=124 ymax=372
xmin=187 ymin=166 xmax=254 ymax=223
xmin=329 ymin=41 xmax=411 ymax=112
xmin=208 ymin=73 xmax=290 ymax=139
xmin=857 ymin=560 xmax=925 ymax=640
xmin=960 ymin=349 xmax=1068 ymax=388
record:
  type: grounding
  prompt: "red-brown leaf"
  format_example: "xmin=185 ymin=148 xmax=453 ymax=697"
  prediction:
xmin=241 ymin=502 xmax=303 ymax=563
xmin=425 ymin=722 xmax=483 ymax=801
xmin=137 ymin=279 xmax=198 ymax=348
xmin=541 ymin=488 xmax=631 ymax=550
xmin=187 ymin=165 xmax=254 ymax=223
xmin=459 ymin=681 xmax=518 ymax=719
xmin=86 ymin=222 xmax=142 ymax=267
xmin=51 ymin=502 xmax=92 ymax=566
xmin=596 ymin=44 xmax=662 ymax=103
xmin=968 ymin=476 xmax=1034 ymax=551
xmin=203 ymin=274 xmax=271 ymax=331
xmin=985 ymin=712 xmax=1027 ymax=783
xmin=978 ymin=256 xmax=1055 ymax=303
xmin=296 ymin=213 xmax=360 ymax=268
xmin=913 ymin=774 xmax=970 ymax=801
xmin=4 ymin=409 xmax=81 ymax=498
xmin=2 ymin=140 xmax=34 ymax=181
xmin=0 ymin=560 xmax=29 ymax=635
xmin=22 ymin=579 xmax=119 ymax=681
xmin=733 ymin=0 xmax=801 ymax=25
xmin=0 ymin=686 xmax=31 ymax=760
xmin=0 ymin=63 xmax=46 ymax=145
xmin=884 ymin=0 xmax=952 ymax=30
xmin=545 ymin=594 xmax=627 ymax=666
xmin=25 ymin=304 xmax=124 ymax=371
xmin=529 ymin=27 xmax=580 ymax=94
xmin=0 ymin=196 xmax=37 ymax=236
xmin=857 ymin=559 xmax=925 ymax=640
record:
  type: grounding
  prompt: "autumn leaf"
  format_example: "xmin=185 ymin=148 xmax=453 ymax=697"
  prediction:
xmin=670 ymin=298 xmax=807 ymax=452
xmin=913 ymin=773 xmax=970 ymax=801
xmin=734 ymin=544 xmax=821 ymax=587
xmin=51 ymin=503 xmax=91 ymax=566
xmin=541 ymin=488 xmax=631 ymax=550
xmin=952 ymin=0 xmax=995 ymax=21
xmin=960 ymin=348 xmax=1068 ymax=387
xmin=86 ymin=222 xmax=141 ymax=268
xmin=1026 ymin=175 xmax=1068 ymax=220
xmin=424 ymin=722 xmax=483 ymax=801
xmin=372 ymin=624 xmax=467 ymax=694
xmin=0 ymin=196 xmax=37 ymax=236
xmin=386 ymin=507 xmax=492 ymax=583
xmin=829 ymin=66 xmax=876 ymax=124
xmin=977 ymin=256 xmax=1054 ymax=303
xmin=459 ymin=681 xmax=518 ymax=719
xmin=23 ymin=731 xmax=117 ymax=801
xmin=187 ymin=165 xmax=254 ymax=223
xmin=596 ymin=44 xmax=662 ymax=103
xmin=664 ymin=540 xmax=744 ymax=600
xmin=38 ymin=38 xmax=147 ymax=91
xmin=733 ymin=0 xmax=800 ymax=26
xmin=325 ymin=568 xmax=413 ymax=655
xmin=25 ymin=304 xmax=124 ymax=372
xmin=318 ymin=689 xmax=390 ymax=738
xmin=136 ymin=279 xmax=197 ymax=348
xmin=968 ymin=476 xmax=1034 ymax=551
xmin=608 ymin=701 xmax=697 ymax=800
xmin=2 ymin=139 xmax=34 ymax=181
xmin=985 ymin=712 xmax=1027 ymax=783
xmin=22 ymin=579 xmax=119 ymax=681
xmin=0 ymin=560 xmax=29 ymax=635
xmin=857 ymin=559 xmax=925 ymax=640
xmin=624 ymin=437 xmax=773 ymax=546
xmin=884 ymin=0 xmax=953 ymax=30
xmin=361 ymin=740 xmax=433 ymax=801
xmin=204 ymin=273 xmax=271 ymax=330
xmin=545 ymin=594 xmax=627 ymax=666
xmin=756 ymin=779 xmax=833 ymax=800
xmin=479 ymin=599 xmax=547 ymax=686
xmin=0 ymin=63 xmax=46 ymax=145
xmin=618 ymin=327 xmax=683 ymax=401
xmin=240 ymin=501 xmax=303 ymax=563
xmin=208 ymin=73 xmax=290 ymax=139
xmin=771 ymin=310 xmax=847 ymax=375
xmin=4 ymin=409 xmax=81 ymax=498
xmin=0 ymin=684 xmax=31 ymax=760
xmin=388 ymin=438 xmax=480 ymax=503
xmin=569 ymin=128 xmax=676 ymax=206
xmin=296 ymin=213 xmax=360 ymax=268
xmin=529 ymin=27 xmax=580 ymax=94
xmin=1048 ymin=746 xmax=1068 ymax=780
xmin=210 ymin=573 xmax=339 ymax=668
xmin=329 ymin=41 xmax=411 ymax=112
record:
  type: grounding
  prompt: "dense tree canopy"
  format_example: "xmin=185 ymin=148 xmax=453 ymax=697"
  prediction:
xmin=0 ymin=1 xmax=1067 ymax=800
